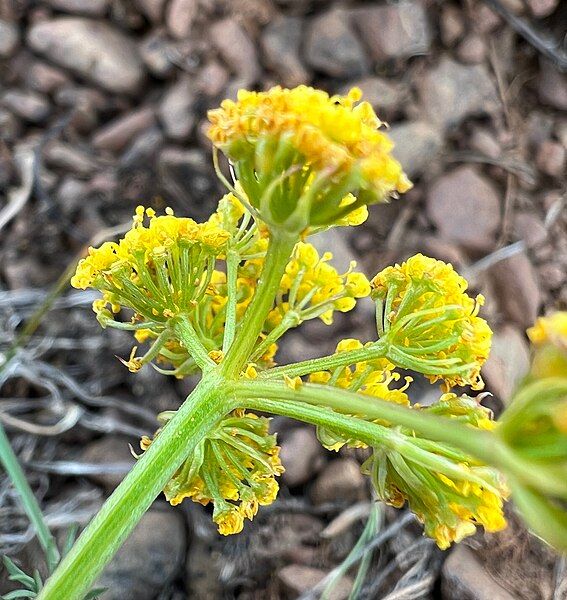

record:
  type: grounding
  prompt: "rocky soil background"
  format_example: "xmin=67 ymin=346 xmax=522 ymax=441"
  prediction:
xmin=0 ymin=0 xmax=566 ymax=598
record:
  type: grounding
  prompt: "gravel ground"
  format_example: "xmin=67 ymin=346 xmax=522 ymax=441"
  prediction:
xmin=0 ymin=0 xmax=566 ymax=598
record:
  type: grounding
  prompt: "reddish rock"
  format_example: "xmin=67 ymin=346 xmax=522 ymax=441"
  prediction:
xmin=305 ymin=8 xmax=368 ymax=79
xmin=538 ymin=61 xmax=567 ymax=110
xmin=93 ymin=106 xmax=156 ymax=152
xmin=513 ymin=212 xmax=548 ymax=249
xmin=27 ymin=18 xmax=145 ymax=94
xmin=158 ymin=76 xmax=196 ymax=141
xmin=389 ymin=121 xmax=443 ymax=178
xmin=439 ymin=4 xmax=465 ymax=46
xmin=418 ymin=57 xmax=499 ymax=130
xmin=139 ymin=29 xmax=174 ymax=78
xmin=457 ymin=34 xmax=487 ymax=64
xmin=536 ymin=140 xmax=566 ymax=178
xmin=262 ymin=16 xmax=309 ymax=87
xmin=443 ymin=546 xmax=517 ymax=600
xmin=426 ymin=166 xmax=501 ymax=250
xmin=483 ymin=324 xmax=531 ymax=403
xmin=211 ymin=18 xmax=260 ymax=86
xmin=339 ymin=76 xmax=406 ymax=116
xmin=280 ymin=427 xmax=326 ymax=488
xmin=1 ymin=89 xmax=50 ymax=123
xmin=278 ymin=565 xmax=352 ymax=600
xmin=25 ymin=62 xmax=69 ymax=94
xmin=489 ymin=251 xmax=541 ymax=329
xmin=165 ymin=0 xmax=198 ymax=39
xmin=352 ymin=1 xmax=432 ymax=60
xmin=196 ymin=60 xmax=229 ymax=97
xmin=134 ymin=0 xmax=166 ymax=23
xmin=310 ymin=458 xmax=366 ymax=505
xmin=0 ymin=20 xmax=19 ymax=57
xmin=526 ymin=0 xmax=560 ymax=18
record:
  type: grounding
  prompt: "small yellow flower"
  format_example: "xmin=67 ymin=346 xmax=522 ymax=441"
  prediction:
xmin=371 ymin=254 xmax=492 ymax=390
xmin=141 ymin=409 xmax=283 ymax=535
xmin=207 ymin=86 xmax=411 ymax=233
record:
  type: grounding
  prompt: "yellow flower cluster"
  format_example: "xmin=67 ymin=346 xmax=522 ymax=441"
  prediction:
xmin=267 ymin=242 xmax=370 ymax=328
xmin=528 ymin=312 xmax=567 ymax=348
xmin=308 ymin=338 xmax=411 ymax=451
xmin=371 ymin=254 xmax=492 ymax=391
xmin=141 ymin=409 xmax=283 ymax=535
xmin=527 ymin=312 xmax=567 ymax=380
xmin=365 ymin=393 xmax=506 ymax=549
xmin=207 ymin=85 xmax=411 ymax=232
xmin=72 ymin=206 xmax=229 ymax=318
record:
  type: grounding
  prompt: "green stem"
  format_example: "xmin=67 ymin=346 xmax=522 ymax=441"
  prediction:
xmin=222 ymin=249 xmax=240 ymax=354
xmin=221 ymin=232 xmax=297 ymax=378
xmin=233 ymin=380 xmax=496 ymax=462
xmin=38 ymin=373 xmax=230 ymax=600
xmin=172 ymin=314 xmax=216 ymax=371
xmin=259 ymin=339 xmax=388 ymax=380
xmin=0 ymin=423 xmax=60 ymax=572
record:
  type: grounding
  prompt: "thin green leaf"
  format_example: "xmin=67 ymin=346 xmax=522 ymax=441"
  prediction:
xmin=2 ymin=590 xmax=37 ymax=599
xmin=32 ymin=570 xmax=43 ymax=591
xmin=83 ymin=587 xmax=107 ymax=600
xmin=61 ymin=524 xmax=80 ymax=557
xmin=1 ymin=557 xmax=35 ymax=589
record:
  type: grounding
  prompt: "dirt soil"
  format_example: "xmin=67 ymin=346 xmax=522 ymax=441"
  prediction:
xmin=0 ymin=0 xmax=566 ymax=598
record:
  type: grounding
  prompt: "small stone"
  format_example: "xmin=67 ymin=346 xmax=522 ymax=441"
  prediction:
xmin=470 ymin=127 xmax=502 ymax=159
xmin=0 ymin=20 xmax=19 ymax=57
xmin=305 ymin=8 xmax=368 ymax=78
xmin=165 ymin=0 xmax=198 ymax=39
xmin=57 ymin=176 xmax=89 ymax=213
xmin=1 ymin=89 xmax=50 ymax=123
xmin=338 ymin=76 xmax=405 ymax=115
xmin=536 ymin=140 xmax=566 ymax=178
xmin=482 ymin=325 xmax=531 ymax=403
xmin=490 ymin=251 xmax=541 ymax=329
xmin=0 ymin=108 xmax=21 ymax=142
xmin=457 ymin=34 xmax=487 ymax=64
xmin=278 ymin=565 xmax=353 ymax=600
xmin=389 ymin=121 xmax=443 ymax=178
xmin=439 ymin=4 xmax=465 ymax=46
xmin=98 ymin=509 xmax=185 ymax=600
xmin=196 ymin=60 xmax=229 ymax=97
xmin=420 ymin=236 xmax=466 ymax=268
xmin=513 ymin=212 xmax=548 ymax=248
xmin=158 ymin=76 xmax=196 ymax=141
xmin=426 ymin=166 xmax=501 ymax=250
xmin=352 ymin=1 xmax=432 ymax=61
xmin=158 ymin=147 xmax=217 ymax=215
xmin=526 ymin=0 xmax=559 ymax=18
xmin=262 ymin=16 xmax=310 ymax=87
xmin=25 ymin=62 xmax=69 ymax=93
xmin=45 ymin=141 xmax=98 ymax=176
xmin=93 ymin=107 xmax=156 ymax=152
xmin=27 ymin=18 xmax=145 ymax=94
xmin=539 ymin=262 xmax=565 ymax=290
xmin=280 ymin=427 xmax=326 ymax=487
xmin=418 ymin=57 xmax=499 ymax=130
xmin=310 ymin=458 xmax=366 ymax=505
xmin=442 ymin=545 xmax=517 ymax=600
xmin=139 ymin=29 xmax=174 ymax=78
xmin=134 ymin=0 xmax=166 ymax=23
xmin=538 ymin=60 xmax=567 ymax=110
xmin=476 ymin=5 xmax=502 ymax=33
xmin=211 ymin=18 xmax=260 ymax=86
xmin=43 ymin=0 xmax=108 ymax=16
xmin=80 ymin=436 xmax=135 ymax=491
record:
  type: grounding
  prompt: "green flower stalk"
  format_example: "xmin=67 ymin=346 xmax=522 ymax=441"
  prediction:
xmin=27 ymin=86 xmax=567 ymax=600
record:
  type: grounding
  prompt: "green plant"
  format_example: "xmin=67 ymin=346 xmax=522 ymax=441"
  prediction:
xmin=1 ymin=85 xmax=563 ymax=600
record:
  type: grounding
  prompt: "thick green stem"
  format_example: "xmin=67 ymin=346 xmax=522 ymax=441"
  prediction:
xmin=234 ymin=379 xmax=498 ymax=463
xmin=222 ymin=249 xmax=240 ymax=354
xmin=221 ymin=232 xmax=297 ymax=378
xmin=260 ymin=340 xmax=388 ymax=379
xmin=38 ymin=373 xmax=231 ymax=600
xmin=0 ymin=423 xmax=60 ymax=572
xmin=172 ymin=314 xmax=216 ymax=371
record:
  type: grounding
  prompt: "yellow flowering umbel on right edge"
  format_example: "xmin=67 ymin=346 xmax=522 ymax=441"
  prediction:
xmin=363 ymin=393 xmax=507 ymax=549
xmin=371 ymin=254 xmax=492 ymax=391
xmin=140 ymin=409 xmax=284 ymax=535
xmin=207 ymin=86 xmax=411 ymax=234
